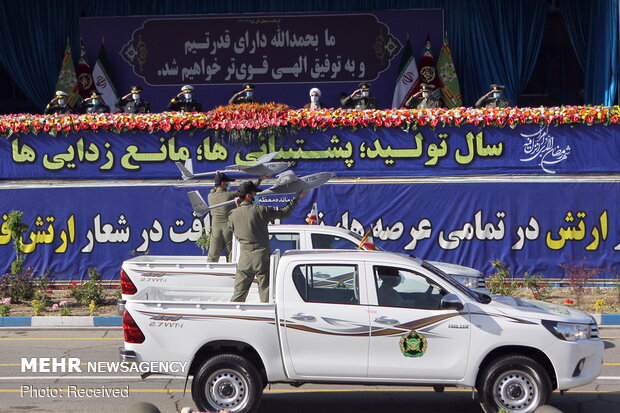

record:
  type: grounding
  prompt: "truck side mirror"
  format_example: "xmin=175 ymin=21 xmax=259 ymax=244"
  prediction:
xmin=440 ymin=294 xmax=464 ymax=311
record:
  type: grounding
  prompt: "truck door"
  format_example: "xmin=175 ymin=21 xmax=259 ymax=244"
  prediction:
xmin=367 ymin=264 xmax=471 ymax=380
xmin=280 ymin=263 xmax=370 ymax=378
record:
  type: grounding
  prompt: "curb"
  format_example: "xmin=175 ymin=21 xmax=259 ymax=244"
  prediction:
xmin=0 ymin=316 xmax=122 ymax=327
xmin=0 ymin=315 xmax=619 ymax=328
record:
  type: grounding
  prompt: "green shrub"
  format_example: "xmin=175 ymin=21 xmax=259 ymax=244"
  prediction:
xmin=5 ymin=210 xmax=29 ymax=275
xmin=486 ymin=259 xmax=518 ymax=296
xmin=195 ymin=228 xmax=210 ymax=255
xmin=0 ymin=304 xmax=10 ymax=316
xmin=523 ymin=272 xmax=552 ymax=301
xmin=59 ymin=306 xmax=71 ymax=316
xmin=31 ymin=299 xmax=45 ymax=316
xmin=69 ymin=268 xmax=105 ymax=306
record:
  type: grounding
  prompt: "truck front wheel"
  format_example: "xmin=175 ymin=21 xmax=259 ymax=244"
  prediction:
xmin=192 ymin=354 xmax=262 ymax=413
xmin=478 ymin=355 xmax=552 ymax=413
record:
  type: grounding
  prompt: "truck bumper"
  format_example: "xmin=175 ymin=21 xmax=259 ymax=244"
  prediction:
xmin=119 ymin=348 xmax=137 ymax=364
xmin=546 ymin=339 xmax=604 ymax=390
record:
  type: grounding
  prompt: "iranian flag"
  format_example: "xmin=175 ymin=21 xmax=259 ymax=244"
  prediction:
xmin=92 ymin=41 xmax=119 ymax=107
xmin=54 ymin=38 xmax=79 ymax=106
xmin=436 ymin=33 xmax=463 ymax=108
xmin=77 ymin=39 xmax=96 ymax=98
xmin=305 ymin=202 xmax=318 ymax=225
xmin=391 ymin=37 xmax=419 ymax=108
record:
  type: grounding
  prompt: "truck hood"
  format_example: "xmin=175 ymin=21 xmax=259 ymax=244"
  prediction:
xmin=426 ymin=261 xmax=482 ymax=277
xmin=483 ymin=295 xmax=596 ymax=324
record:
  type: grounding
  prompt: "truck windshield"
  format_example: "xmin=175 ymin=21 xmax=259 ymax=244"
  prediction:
xmin=416 ymin=258 xmax=484 ymax=303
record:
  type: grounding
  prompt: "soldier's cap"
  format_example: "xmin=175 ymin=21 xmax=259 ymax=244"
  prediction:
xmin=237 ymin=180 xmax=259 ymax=196
xmin=243 ymin=83 xmax=255 ymax=90
xmin=358 ymin=82 xmax=371 ymax=90
xmin=181 ymin=85 xmax=194 ymax=92
xmin=55 ymin=91 xmax=68 ymax=97
xmin=90 ymin=90 xmax=102 ymax=98
xmin=214 ymin=172 xmax=234 ymax=185
xmin=130 ymin=86 xmax=142 ymax=93
xmin=490 ymin=84 xmax=505 ymax=91
xmin=420 ymin=83 xmax=436 ymax=91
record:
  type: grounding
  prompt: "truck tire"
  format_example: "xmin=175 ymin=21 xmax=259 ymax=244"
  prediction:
xmin=477 ymin=355 xmax=552 ymax=413
xmin=192 ymin=353 xmax=263 ymax=413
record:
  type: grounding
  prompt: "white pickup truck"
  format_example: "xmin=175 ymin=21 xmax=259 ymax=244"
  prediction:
xmin=120 ymin=224 xmax=485 ymax=300
xmin=120 ymin=250 xmax=603 ymax=413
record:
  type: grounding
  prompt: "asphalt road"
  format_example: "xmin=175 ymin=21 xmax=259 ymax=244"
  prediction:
xmin=0 ymin=327 xmax=618 ymax=413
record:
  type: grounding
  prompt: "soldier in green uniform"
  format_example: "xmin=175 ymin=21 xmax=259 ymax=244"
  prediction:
xmin=341 ymin=82 xmax=378 ymax=110
xmin=115 ymin=86 xmax=151 ymax=113
xmin=405 ymin=83 xmax=443 ymax=109
xmin=44 ymin=91 xmax=74 ymax=114
xmin=229 ymin=83 xmax=261 ymax=105
xmin=206 ymin=172 xmax=236 ymax=263
xmin=475 ymin=84 xmax=510 ymax=108
xmin=83 ymin=90 xmax=111 ymax=113
xmin=168 ymin=85 xmax=202 ymax=112
xmin=228 ymin=181 xmax=306 ymax=302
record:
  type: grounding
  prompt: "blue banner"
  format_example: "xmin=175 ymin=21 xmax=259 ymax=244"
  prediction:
xmin=80 ymin=10 xmax=443 ymax=111
xmin=3 ymin=124 xmax=620 ymax=180
xmin=1 ymin=182 xmax=618 ymax=281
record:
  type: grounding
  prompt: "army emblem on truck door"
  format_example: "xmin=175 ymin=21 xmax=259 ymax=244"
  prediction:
xmin=399 ymin=330 xmax=428 ymax=358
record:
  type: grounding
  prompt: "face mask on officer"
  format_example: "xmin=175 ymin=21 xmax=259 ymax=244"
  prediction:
xmin=91 ymin=98 xmax=99 ymax=105
xmin=252 ymin=195 xmax=260 ymax=205
xmin=422 ymin=92 xmax=430 ymax=99
xmin=246 ymin=90 xmax=253 ymax=98
xmin=184 ymin=93 xmax=192 ymax=100
xmin=225 ymin=182 xmax=231 ymax=191
xmin=493 ymin=92 xmax=501 ymax=99
xmin=57 ymin=98 xmax=65 ymax=105
xmin=361 ymin=91 xmax=369 ymax=98
xmin=311 ymin=95 xmax=319 ymax=103
xmin=132 ymin=93 xmax=140 ymax=100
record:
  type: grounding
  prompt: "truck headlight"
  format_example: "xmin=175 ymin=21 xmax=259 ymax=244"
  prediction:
xmin=542 ymin=320 xmax=592 ymax=341
xmin=452 ymin=276 xmax=478 ymax=289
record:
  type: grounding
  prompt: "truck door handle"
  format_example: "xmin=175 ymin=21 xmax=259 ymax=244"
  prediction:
xmin=291 ymin=313 xmax=316 ymax=322
xmin=374 ymin=317 xmax=400 ymax=325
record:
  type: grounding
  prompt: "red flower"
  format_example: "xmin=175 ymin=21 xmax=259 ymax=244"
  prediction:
xmin=564 ymin=299 xmax=574 ymax=305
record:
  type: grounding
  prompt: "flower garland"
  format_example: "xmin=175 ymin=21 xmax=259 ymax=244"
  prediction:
xmin=1 ymin=105 xmax=619 ymax=139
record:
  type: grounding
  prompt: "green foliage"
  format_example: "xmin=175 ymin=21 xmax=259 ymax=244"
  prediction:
xmin=69 ymin=268 xmax=105 ymax=306
xmin=31 ymin=299 xmax=45 ymax=316
xmin=59 ymin=306 xmax=71 ymax=316
xmin=0 ymin=304 xmax=10 ymax=316
xmin=486 ymin=259 xmax=518 ymax=296
xmin=114 ymin=287 xmax=122 ymax=300
xmin=5 ymin=210 xmax=29 ymax=274
xmin=522 ymin=272 xmax=552 ymax=301
xmin=0 ymin=267 xmax=36 ymax=302
xmin=195 ymin=228 xmax=210 ymax=255
xmin=33 ymin=271 xmax=53 ymax=306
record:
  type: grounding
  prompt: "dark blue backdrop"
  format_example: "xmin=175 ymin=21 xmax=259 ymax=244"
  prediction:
xmin=1 ymin=182 xmax=618 ymax=281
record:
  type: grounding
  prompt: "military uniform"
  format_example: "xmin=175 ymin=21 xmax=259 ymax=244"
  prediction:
xmin=115 ymin=97 xmax=150 ymax=113
xmin=341 ymin=95 xmax=378 ymax=110
xmin=406 ymin=96 xmax=443 ymax=109
xmin=228 ymin=198 xmax=299 ymax=302
xmin=228 ymin=94 xmax=260 ymax=105
xmin=84 ymin=102 xmax=111 ymax=113
xmin=207 ymin=187 xmax=236 ymax=263
xmin=168 ymin=98 xmax=202 ymax=112
xmin=44 ymin=102 xmax=73 ymax=115
xmin=475 ymin=96 xmax=510 ymax=108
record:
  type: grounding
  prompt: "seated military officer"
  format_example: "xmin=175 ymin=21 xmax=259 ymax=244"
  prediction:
xmin=115 ymin=86 xmax=151 ymax=113
xmin=376 ymin=266 xmax=407 ymax=308
xmin=168 ymin=85 xmax=202 ymax=112
xmin=405 ymin=83 xmax=443 ymax=109
xmin=44 ymin=91 xmax=74 ymax=115
xmin=475 ymin=84 xmax=510 ymax=108
xmin=83 ymin=90 xmax=111 ymax=113
xmin=341 ymin=82 xmax=378 ymax=110
xmin=228 ymin=83 xmax=261 ymax=105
